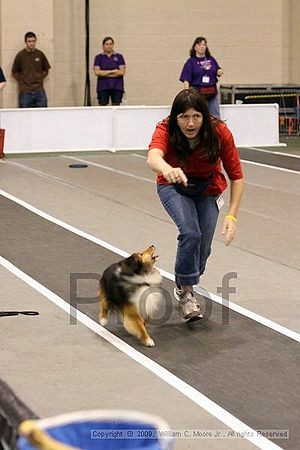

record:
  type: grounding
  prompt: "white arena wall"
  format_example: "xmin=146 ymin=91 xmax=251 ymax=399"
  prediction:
xmin=0 ymin=104 xmax=282 ymax=155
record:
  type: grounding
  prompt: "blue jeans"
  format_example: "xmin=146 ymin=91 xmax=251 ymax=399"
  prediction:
xmin=158 ymin=184 xmax=219 ymax=287
xmin=19 ymin=90 xmax=48 ymax=108
xmin=207 ymin=94 xmax=220 ymax=118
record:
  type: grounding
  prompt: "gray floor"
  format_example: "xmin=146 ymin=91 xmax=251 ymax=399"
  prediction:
xmin=238 ymin=147 xmax=300 ymax=171
xmin=1 ymin=150 xmax=300 ymax=450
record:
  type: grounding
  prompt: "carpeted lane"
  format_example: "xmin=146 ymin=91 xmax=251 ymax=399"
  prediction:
xmin=1 ymin=194 xmax=299 ymax=449
xmin=238 ymin=147 xmax=300 ymax=172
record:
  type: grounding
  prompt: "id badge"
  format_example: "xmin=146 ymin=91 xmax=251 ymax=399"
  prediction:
xmin=202 ymin=75 xmax=210 ymax=83
xmin=216 ymin=194 xmax=224 ymax=210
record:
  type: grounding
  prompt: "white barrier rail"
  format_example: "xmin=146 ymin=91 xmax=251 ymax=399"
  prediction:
xmin=0 ymin=104 xmax=281 ymax=155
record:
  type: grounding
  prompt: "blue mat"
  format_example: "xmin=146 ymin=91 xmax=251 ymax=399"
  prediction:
xmin=18 ymin=410 xmax=173 ymax=450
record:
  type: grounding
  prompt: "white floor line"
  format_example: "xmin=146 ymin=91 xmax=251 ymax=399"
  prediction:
xmin=161 ymin=268 xmax=300 ymax=343
xmin=244 ymin=181 xmax=300 ymax=197
xmin=0 ymin=188 xmax=128 ymax=258
xmin=0 ymin=255 xmax=282 ymax=450
xmin=272 ymin=151 xmax=300 ymax=158
xmin=132 ymin=148 xmax=300 ymax=165
xmin=130 ymin=153 xmax=147 ymax=158
xmin=133 ymin=152 xmax=300 ymax=195
xmin=4 ymin=156 xmax=299 ymax=206
xmin=193 ymin=286 xmax=300 ymax=342
xmin=61 ymin=155 xmax=155 ymax=184
xmin=3 ymin=156 xmax=298 ymax=202
xmin=0 ymin=189 xmax=300 ymax=342
xmin=1 ymin=188 xmax=299 ymax=345
xmin=247 ymin=147 xmax=300 ymax=159
xmin=130 ymin=151 xmax=300 ymax=176
xmin=0 ymin=159 xmax=80 ymax=189
xmin=241 ymin=159 xmax=300 ymax=174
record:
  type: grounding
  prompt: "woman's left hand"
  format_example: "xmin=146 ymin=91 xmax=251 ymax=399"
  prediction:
xmin=217 ymin=68 xmax=224 ymax=77
xmin=221 ymin=215 xmax=237 ymax=245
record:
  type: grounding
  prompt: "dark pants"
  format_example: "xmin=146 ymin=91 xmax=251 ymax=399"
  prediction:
xmin=19 ymin=90 xmax=48 ymax=108
xmin=97 ymin=89 xmax=123 ymax=106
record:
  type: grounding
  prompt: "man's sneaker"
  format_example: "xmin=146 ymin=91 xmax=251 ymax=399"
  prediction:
xmin=174 ymin=287 xmax=203 ymax=322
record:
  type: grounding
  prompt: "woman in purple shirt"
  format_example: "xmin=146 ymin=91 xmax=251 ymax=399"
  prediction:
xmin=93 ymin=36 xmax=126 ymax=106
xmin=180 ymin=37 xmax=223 ymax=118
xmin=0 ymin=66 xmax=6 ymax=91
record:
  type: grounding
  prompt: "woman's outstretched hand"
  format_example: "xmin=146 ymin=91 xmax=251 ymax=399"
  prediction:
xmin=162 ymin=167 xmax=188 ymax=186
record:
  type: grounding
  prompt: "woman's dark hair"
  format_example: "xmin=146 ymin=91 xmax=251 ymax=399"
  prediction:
xmin=190 ymin=36 xmax=211 ymax=58
xmin=102 ymin=36 xmax=114 ymax=45
xmin=168 ymin=88 xmax=220 ymax=164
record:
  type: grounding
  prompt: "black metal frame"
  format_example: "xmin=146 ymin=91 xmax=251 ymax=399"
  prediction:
xmin=84 ymin=0 xmax=91 ymax=106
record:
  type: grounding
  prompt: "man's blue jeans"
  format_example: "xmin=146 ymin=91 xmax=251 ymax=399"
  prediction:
xmin=157 ymin=184 xmax=219 ymax=287
xmin=19 ymin=90 xmax=47 ymax=108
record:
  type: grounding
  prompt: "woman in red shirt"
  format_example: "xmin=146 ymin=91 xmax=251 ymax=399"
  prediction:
xmin=147 ymin=88 xmax=244 ymax=322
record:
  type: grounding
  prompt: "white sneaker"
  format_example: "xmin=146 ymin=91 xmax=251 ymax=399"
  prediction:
xmin=174 ymin=287 xmax=203 ymax=322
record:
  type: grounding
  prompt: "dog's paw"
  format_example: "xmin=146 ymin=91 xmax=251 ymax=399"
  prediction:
xmin=144 ymin=337 xmax=155 ymax=347
xmin=99 ymin=317 xmax=108 ymax=326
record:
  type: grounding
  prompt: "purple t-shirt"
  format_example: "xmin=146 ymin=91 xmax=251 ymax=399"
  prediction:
xmin=0 ymin=67 xmax=6 ymax=82
xmin=94 ymin=52 xmax=125 ymax=92
xmin=180 ymin=56 xmax=220 ymax=87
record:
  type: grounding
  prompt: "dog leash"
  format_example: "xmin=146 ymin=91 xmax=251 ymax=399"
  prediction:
xmin=0 ymin=311 xmax=39 ymax=317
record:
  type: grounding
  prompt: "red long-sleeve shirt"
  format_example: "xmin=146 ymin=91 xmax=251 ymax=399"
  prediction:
xmin=148 ymin=118 xmax=243 ymax=195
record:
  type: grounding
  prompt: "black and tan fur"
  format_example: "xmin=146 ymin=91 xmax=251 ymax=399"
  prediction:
xmin=99 ymin=245 xmax=162 ymax=347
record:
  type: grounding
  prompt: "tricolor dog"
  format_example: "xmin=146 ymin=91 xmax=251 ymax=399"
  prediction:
xmin=99 ymin=245 xmax=162 ymax=347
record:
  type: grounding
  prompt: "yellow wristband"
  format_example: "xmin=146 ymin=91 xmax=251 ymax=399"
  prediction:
xmin=225 ymin=214 xmax=237 ymax=223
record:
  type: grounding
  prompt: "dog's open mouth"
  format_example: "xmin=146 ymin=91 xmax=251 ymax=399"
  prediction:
xmin=149 ymin=247 xmax=159 ymax=261
xmin=143 ymin=245 xmax=159 ymax=263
